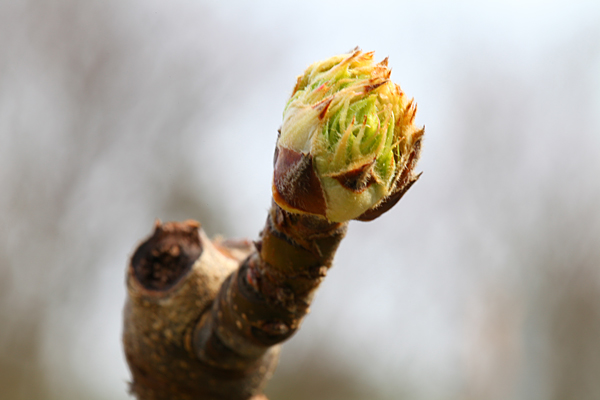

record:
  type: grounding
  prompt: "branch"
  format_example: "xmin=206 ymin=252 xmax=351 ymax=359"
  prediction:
xmin=123 ymin=48 xmax=424 ymax=400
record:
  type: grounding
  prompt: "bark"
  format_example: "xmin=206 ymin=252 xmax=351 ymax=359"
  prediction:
xmin=123 ymin=202 xmax=347 ymax=400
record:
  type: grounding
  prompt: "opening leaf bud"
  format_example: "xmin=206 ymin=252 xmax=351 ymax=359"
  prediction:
xmin=273 ymin=49 xmax=424 ymax=222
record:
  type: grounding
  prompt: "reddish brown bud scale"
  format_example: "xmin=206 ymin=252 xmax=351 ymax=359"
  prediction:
xmin=331 ymin=161 xmax=378 ymax=193
xmin=356 ymin=135 xmax=423 ymax=221
xmin=272 ymin=147 xmax=327 ymax=217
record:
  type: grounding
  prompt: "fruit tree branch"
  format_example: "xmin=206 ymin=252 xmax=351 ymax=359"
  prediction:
xmin=123 ymin=49 xmax=424 ymax=400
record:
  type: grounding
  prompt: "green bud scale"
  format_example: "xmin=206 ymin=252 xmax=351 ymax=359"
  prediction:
xmin=273 ymin=49 xmax=424 ymax=222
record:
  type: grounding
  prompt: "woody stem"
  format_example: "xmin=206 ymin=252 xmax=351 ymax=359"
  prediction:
xmin=193 ymin=202 xmax=347 ymax=395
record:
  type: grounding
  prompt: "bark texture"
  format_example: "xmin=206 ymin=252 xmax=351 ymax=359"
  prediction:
xmin=123 ymin=203 xmax=347 ymax=399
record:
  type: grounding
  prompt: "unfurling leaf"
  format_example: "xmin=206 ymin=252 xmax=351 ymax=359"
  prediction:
xmin=273 ymin=49 xmax=424 ymax=222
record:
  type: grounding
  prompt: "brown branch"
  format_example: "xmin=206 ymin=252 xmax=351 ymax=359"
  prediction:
xmin=123 ymin=204 xmax=347 ymax=400
xmin=123 ymin=49 xmax=423 ymax=400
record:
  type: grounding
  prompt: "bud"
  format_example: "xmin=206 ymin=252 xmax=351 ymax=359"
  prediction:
xmin=273 ymin=49 xmax=424 ymax=222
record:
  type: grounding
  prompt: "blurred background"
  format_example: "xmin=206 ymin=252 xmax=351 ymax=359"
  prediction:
xmin=1 ymin=0 xmax=599 ymax=399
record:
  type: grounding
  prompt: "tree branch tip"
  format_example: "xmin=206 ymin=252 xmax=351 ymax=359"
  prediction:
xmin=123 ymin=49 xmax=425 ymax=399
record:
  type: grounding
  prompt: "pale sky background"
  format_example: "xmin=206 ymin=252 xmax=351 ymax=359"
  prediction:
xmin=1 ymin=1 xmax=599 ymax=399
